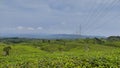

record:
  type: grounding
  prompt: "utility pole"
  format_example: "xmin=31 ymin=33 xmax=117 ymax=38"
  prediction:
xmin=75 ymin=24 xmax=82 ymax=36
xmin=79 ymin=24 xmax=82 ymax=36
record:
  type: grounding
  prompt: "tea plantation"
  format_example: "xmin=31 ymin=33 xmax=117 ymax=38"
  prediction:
xmin=0 ymin=37 xmax=120 ymax=68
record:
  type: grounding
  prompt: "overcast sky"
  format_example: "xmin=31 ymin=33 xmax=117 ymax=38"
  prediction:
xmin=0 ymin=0 xmax=120 ymax=36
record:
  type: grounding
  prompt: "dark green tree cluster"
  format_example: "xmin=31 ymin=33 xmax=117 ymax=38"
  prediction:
xmin=107 ymin=36 xmax=120 ymax=41
xmin=3 ymin=46 xmax=11 ymax=56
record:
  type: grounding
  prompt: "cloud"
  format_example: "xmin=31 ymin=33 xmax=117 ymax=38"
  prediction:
xmin=17 ymin=26 xmax=24 ymax=30
xmin=17 ymin=26 xmax=34 ymax=31
xmin=37 ymin=27 xmax=43 ymax=30
xmin=61 ymin=22 xmax=67 ymax=25
xmin=27 ymin=27 xmax=35 ymax=31
xmin=0 ymin=0 xmax=120 ymax=36
xmin=17 ymin=26 xmax=43 ymax=31
xmin=47 ymin=0 xmax=118 ymax=13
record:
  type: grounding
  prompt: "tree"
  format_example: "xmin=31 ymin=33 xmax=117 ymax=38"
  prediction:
xmin=3 ymin=46 xmax=11 ymax=56
xmin=107 ymin=36 xmax=120 ymax=41
xmin=94 ymin=38 xmax=104 ymax=44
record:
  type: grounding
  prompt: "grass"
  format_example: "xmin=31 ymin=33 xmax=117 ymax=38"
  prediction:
xmin=0 ymin=39 xmax=120 ymax=68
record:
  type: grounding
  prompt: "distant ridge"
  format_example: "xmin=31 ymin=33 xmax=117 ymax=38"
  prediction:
xmin=0 ymin=34 xmax=105 ymax=39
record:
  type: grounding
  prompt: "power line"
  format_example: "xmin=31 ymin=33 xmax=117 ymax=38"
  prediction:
xmin=82 ymin=0 xmax=108 ymax=35
xmin=77 ymin=1 xmax=99 ymax=35
xmin=85 ymin=0 xmax=119 ymax=34
xmin=85 ymin=0 xmax=118 ymax=30
xmin=84 ymin=0 xmax=109 ymax=28
xmin=75 ymin=24 xmax=82 ymax=36
xmin=83 ymin=0 xmax=100 ymax=26
xmin=92 ymin=0 xmax=120 ymax=31
xmin=79 ymin=24 xmax=82 ymax=36
xmin=89 ymin=7 xmax=120 ymax=34
xmin=87 ymin=0 xmax=119 ymax=34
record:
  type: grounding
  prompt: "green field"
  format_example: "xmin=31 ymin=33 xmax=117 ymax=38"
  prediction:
xmin=0 ymin=37 xmax=120 ymax=68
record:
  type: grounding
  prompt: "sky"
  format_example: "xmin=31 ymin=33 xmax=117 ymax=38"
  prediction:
xmin=0 ymin=0 xmax=120 ymax=36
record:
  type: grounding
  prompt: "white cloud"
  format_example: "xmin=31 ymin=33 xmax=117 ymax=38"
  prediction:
xmin=61 ymin=22 xmax=66 ymax=25
xmin=16 ymin=26 xmax=44 ymax=31
xmin=17 ymin=26 xmax=24 ymax=30
xmin=17 ymin=26 xmax=35 ymax=31
xmin=27 ymin=27 xmax=35 ymax=31
xmin=0 ymin=0 xmax=120 ymax=36
xmin=37 ymin=27 xmax=43 ymax=30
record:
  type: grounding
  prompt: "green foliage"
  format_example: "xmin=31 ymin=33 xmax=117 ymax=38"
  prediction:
xmin=3 ymin=46 xmax=12 ymax=56
xmin=0 ymin=38 xmax=120 ymax=67
xmin=107 ymin=36 xmax=120 ymax=41
xmin=105 ymin=41 xmax=120 ymax=47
